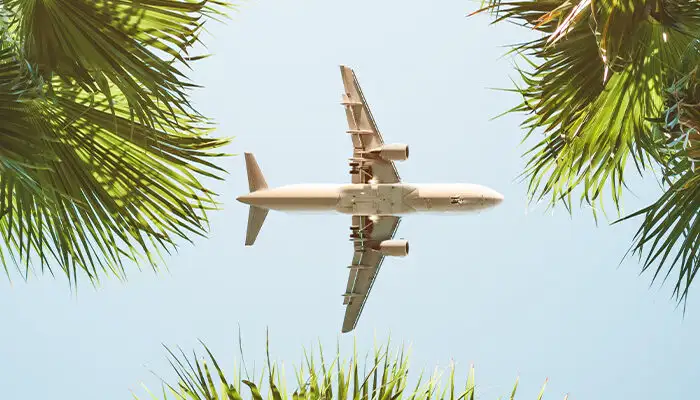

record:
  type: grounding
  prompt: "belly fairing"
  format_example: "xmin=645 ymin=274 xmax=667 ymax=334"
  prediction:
xmin=335 ymin=184 xmax=418 ymax=215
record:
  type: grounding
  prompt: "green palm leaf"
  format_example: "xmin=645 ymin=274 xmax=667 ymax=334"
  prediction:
xmin=0 ymin=1 xmax=231 ymax=285
xmin=474 ymin=0 xmax=700 ymax=299
xmin=478 ymin=0 xmax=700 ymax=214
xmin=617 ymin=68 xmax=700 ymax=302
xmin=4 ymin=0 xmax=230 ymax=127
xmin=134 ymin=336 xmax=557 ymax=400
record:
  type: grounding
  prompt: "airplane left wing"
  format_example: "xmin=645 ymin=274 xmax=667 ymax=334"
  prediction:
xmin=342 ymin=215 xmax=401 ymax=333
xmin=340 ymin=65 xmax=401 ymax=184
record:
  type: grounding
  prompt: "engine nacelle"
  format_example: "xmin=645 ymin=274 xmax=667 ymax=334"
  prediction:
xmin=378 ymin=240 xmax=409 ymax=257
xmin=369 ymin=143 xmax=409 ymax=161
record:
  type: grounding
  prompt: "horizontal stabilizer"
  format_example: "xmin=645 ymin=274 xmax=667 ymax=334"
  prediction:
xmin=245 ymin=205 xmax=269 ymax=246
xmin=242 ymin=152 xmax=269 ymax=246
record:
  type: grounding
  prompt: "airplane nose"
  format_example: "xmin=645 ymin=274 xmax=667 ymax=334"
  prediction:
xmin=493 ymin=192 xmax=504 ymax=204
xmin=483 ymin=189 xmax=503 ymax=206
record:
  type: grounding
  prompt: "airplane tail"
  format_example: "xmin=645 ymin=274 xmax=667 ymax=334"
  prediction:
xmin=243 ymin=153 xmax=269 ymax=246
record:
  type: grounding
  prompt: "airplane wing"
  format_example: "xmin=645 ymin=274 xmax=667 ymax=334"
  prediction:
xmin=341 ymin=215 xmax=401 ymax=332
xmin=340 ymin=65 xmax=401 ymax=184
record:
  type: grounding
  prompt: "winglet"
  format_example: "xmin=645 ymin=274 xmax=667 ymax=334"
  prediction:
xmin=244 ymin=152 xmax=268 ymax=192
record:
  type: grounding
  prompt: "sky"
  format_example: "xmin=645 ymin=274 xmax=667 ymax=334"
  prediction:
xmin=1 ymin=0 xmax=699 ymax=399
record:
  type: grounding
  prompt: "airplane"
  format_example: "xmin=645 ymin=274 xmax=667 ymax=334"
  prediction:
xmin=237 ymin=65 xmax=504 ymax=333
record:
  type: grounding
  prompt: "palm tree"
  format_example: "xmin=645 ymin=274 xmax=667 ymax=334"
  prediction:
xmin=134 ymin=337 xmax=558 ymax=400
xmin=473 ymin=0 xmax=700 ymax=302
xmin=0 ymin=0 xmax=231 ymax=286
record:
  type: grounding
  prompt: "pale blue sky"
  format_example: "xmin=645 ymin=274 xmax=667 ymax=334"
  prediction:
xmin=1 ymin=1 xmax=698 ymax=399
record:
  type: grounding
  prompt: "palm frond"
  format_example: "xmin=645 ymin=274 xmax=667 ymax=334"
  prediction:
xmin=0 ymin=33 xmax=56 ymax=172
xmin=475 ymin=0 xmax=700 ymax=215
xmin=0 ymin=2 xmax=231 ymax=284
xmin=616 ymin=68 xmax=700 ymax=302
xmin=3 ymin=0 xmax=231 ymax=127
xmin=473 ymin=0 xmax=700 ymax=299
xmin=134 ymin=336 xmax=558 ymax=400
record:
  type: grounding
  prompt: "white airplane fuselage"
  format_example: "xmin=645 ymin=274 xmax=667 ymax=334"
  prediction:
xmin=236 ymin=182 xmax=503 ymax=215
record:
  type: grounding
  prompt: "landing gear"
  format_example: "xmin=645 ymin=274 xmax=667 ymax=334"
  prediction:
xmin=347 ymin=159 xmax=373 ymax=183
xmin=349 ymin=217 xmax=374 ymax=242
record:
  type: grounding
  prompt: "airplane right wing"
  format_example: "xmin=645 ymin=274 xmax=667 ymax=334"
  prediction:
xmin=340 ymin=65 xmax=401 ymax=184
xmin=341 ymin=215 xmax=401 ymax=333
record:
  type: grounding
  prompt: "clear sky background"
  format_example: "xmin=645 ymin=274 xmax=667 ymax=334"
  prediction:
xmin=1 ymin=1 xmax=698 ymax=399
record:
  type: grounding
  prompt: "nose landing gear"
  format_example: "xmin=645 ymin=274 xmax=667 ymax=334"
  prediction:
xmin=450 ymin=196 xmax=466 ymax=205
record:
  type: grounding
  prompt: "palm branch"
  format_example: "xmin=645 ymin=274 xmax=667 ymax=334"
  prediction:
xmin=133 ymin=336 xmax=558 ymax=400
xmin=472 ymin=1 xmax=700 ymax=300
xmin=617 ymin=68 xmax=700 ymax=302
xmin=0 ymin=1 xmax=231 ymax=285
xmin=3 ymin=0 xmax=229 ymax=127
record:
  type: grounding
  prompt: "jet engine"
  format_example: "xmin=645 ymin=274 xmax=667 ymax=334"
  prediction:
xmin=378 ymin=240 xmax=409 ymax=257
xmin=369 ymin=144 xmax=409 ymax=161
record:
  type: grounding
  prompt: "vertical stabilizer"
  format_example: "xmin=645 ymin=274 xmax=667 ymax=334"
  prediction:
xmin=242 ymin=152 xmax=269 ymax=246
xmin=245 ymin=152 xmax=268 ymax=192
